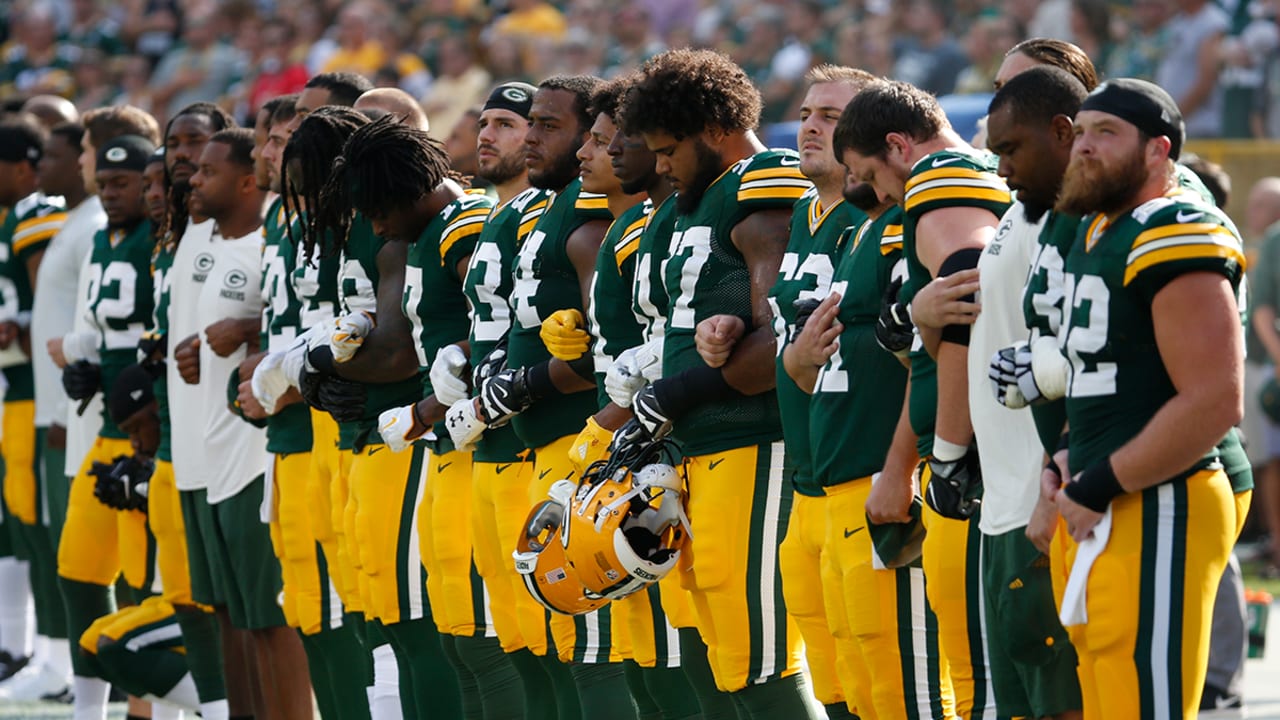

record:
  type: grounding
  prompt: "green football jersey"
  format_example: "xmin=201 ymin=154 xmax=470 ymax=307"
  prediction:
xmin=631 ymin=194 xmax=676 ymax=342
xmin=1061 ymin=192 xmax=1245 ymax=477
xmin=152 ymin=242 xmax=175 ymax=462
xmin=404 ymin=192 xmax=491 ymax=451
xmin=507 ymin=178 xmax=611 ymax=450
xmin=810 ymin=207 xmax=909 ymax=487
xmin=770 ymin=190 xmax=866 ymax=495
xmin=664 ymin=149 xmax=811 ymax=456
xmin=901 ymin=148 xmax=1011 ymax=456
xmin=88 ymin=221 xmax=155 ymax=438
xmin=589 ymin=200 xmax=648 ymax=408
xmin=339 ymin=214 xmax=423 ymax=450
xmin=261 ymin=200 xmax=312 ymax=455
xmin=464 ymin=187 xmax=551 ymax=463
xmin=0 ymin=193 xmax=65 ymax=400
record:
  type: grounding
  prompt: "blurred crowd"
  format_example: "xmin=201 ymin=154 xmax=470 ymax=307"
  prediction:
xmin=4 ymin=0 xmax=1280 ymax=141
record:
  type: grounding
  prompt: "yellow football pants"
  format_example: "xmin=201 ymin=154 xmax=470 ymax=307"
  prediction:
xmin=58 ymin=437 xmax=149 ymax=588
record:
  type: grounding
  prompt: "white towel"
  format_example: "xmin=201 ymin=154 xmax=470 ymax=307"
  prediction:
xmin=259 ymin=458 xmax=276 ymax=523
xmin=1059 ymin=506 xmax=1113 ymax=627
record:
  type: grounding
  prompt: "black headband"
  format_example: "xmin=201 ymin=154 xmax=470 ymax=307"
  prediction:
xmin=1079 ymin=78 xmax=1184 ymax=160
xmin=483 ymin=82 xmax=537 ymax=119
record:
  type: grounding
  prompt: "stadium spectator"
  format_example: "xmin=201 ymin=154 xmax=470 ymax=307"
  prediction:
xmin=892 ymin=0 xmax=970 ymax=96
xmin=149 ymin=8 xmax=242 ymax=122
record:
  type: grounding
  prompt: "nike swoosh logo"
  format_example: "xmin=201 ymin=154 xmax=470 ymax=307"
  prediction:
xmin=539 ymin=468 xmax=553 ymax=479
xmin=779 ymin=157 xmax=800 ymax=167
xmin=368 ymin=446 xmax=384 ymax=455
xmin=1176 ymin=210 xmax=1204 ymax=223
xmin=436 ymin=462 xmax=452 ymax=473
xmin=931 ymin=156 xmax=963 ymax=168
xmin=843 ymin=527 xmax=864 ymax=539
xmin=707 ymin=459 xmax=725 ymax=471
xmin=495 ymin=463 xmax=512 ymax=474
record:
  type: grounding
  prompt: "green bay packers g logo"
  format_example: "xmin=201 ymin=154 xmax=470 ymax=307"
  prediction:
xmin=105 ymin=147 xmax=128 ymax=163
xmin=503 ymin=87 xmax=529 ymax=103
xmin=195 ymin=253 xmax=215 ymax=272
xmin=225 ymin=269 xmax=248 ymax=289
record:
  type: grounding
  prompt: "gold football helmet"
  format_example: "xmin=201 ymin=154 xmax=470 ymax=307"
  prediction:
xmin=513 ymin=480 xmax=611 ymax=616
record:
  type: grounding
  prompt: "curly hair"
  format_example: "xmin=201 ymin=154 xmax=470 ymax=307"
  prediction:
xmin=587 ymin=74 xmax=633 ymax=124
xmin=162 ymin=102 xmax=236 ymax=243
xmin=623 ymin=48 xmax=761 ymax=139
xmin=832 ymin=80 xmax=947 ymax=159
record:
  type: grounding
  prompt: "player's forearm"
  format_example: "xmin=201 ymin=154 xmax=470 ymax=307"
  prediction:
xmin=881 ymin=381 xmax=919 ymax=488
xmin=920 ymin=323 xmax=940 ymax=360
xmin=328 ymin=328 xmax=420 ymax=382
xmin=933 ymin=342 xmax=973 ymax=449
xmin=721 ymin=325 xmax=778 ymax=396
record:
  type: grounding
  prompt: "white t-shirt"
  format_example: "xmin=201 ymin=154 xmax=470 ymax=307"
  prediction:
xmin=33 ymin=197 xmax=104 ymax=428
xmin=168 ymin=219 xmax=216 ymax=492
xmin=197 ymin=230 xmax=268 ymax=504
xmin=65 ymin=250 xmax=103 ymax=476
xmin=970 ymin=201 xmax=1046 ymax=535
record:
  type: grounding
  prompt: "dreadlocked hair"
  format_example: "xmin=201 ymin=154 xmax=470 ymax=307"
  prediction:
xmin=321 ymin=114 xmax=453 ymax=234
xmin=161 ymin=102 xmax=236 ymax=244
xmin=281 ymin=106 xmax=369 ymax=261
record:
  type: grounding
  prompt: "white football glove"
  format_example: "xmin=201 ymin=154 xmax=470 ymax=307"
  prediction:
xmin=378 ymin=405 xmax=421 ymax=453
xmin=251 ymin=351 xmax=290 ymax=415
xmin=430 ymin=344 xmax=470 ymax=406
xmin=988 ymin=336 xmax=1070 ymax=409
xmin=445 ymin=398 xmax=486 ymax=452
xmin=605 ymin=340 xmax=662 ymax=408
xmin=330 ymin=311 xmax=375 ymax=363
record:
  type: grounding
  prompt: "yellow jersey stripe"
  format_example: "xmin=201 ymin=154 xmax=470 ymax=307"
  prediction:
xmin=1123 ymin=244 xmax=1246 ymax=285
xmin=905 ymin=166 xmax=995 ymax=190
xmin=615 ymin=235 xmax=641 ymax=269
xmin=1130 ymin=222 xmax=1235 ymax=249
xmin=439 ymin=222 xmax=484 ymax=263
xmin=904 ymin=187 xmax=1011 ymax=210
xmin=576 ymin=194 xmax=609 ymax=210
xmin=12 ymin=226 xmax=59 ymax=253
xmin=739 ymin=186 xmax=810 ymax=202
xmin=741 ymin=167 xmax=806 ymax=183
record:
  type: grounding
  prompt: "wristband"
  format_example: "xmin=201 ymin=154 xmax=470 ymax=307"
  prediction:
xmin=567 ymin=354 xmax=595 ymax=382
xmin=1062 ymin=458 xmax=1124 ymax=513
xmin=526 ymin=361 xmax=556 ymax=401
xmin=1044 ymin=457 xmax=1061 ymax=481
xmin=411 ymin=400 xmax=427 ymax=433
xmin=931 ymin=437 xmax=968 ymax=463
xmin=1056 ymin=431 xmax=1070 ymax=453
xmin=651 ymin=364 xmax=738 ymax=419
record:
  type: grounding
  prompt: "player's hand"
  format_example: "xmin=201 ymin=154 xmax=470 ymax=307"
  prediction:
xmin=90 ymin=460 xmax=127 ymax=510
xmin=318 ymin=376 xmax=367 ymax=423
xmin=989 ymin=338 xmax=1069 ymax=409
xmin=925 ymin=448 xmax=982 ymax=520
xmin=204 ymin=318 xmax=248 ymax=357
xmin=694 ymin=315 xmax=745 ymax=368
xmin=251 ymin=351 xmax=289 ymax=415
xmin=137 ymin=330 xmax=167 ymax=364
xmin=174 ymin=334 xmax=201 ymax=384
xmin=875 ymin=278 xmax=914 ymax=358
xmin=471 ymin=337 xmax=508 ymax=390
xmin=430 ymin=344 xmax=471 ymax=407
xmin=865 ymin=470 xmax=915 ymax=525
xmin=540 ymin=309 xmax=591 ymax=361
xmin=0 ymin=321 xmax=21 ymax=350
xmin=1055 ymin=481 xmax=1104 ymax=542
xmin=630 ymin=383 xmax=674 ymax=439
xmin=908 ymin=269 xmax=980 ymax=330
xmin=61 ymin=361 xmax=101 ymax=401
xmin=1025 ymin=491 xmax=1059 ymax=555
xmin=378 ymin=404 xmax=425 ymax=453
xmin=444 ymin=398 xmax=486 ymax=451
xmin=478 ymin=367 xmax=533 ymax=427
xmin=237 ymin=378 xmax=269 ymax=420
xmin=790 ymin=292 xmax=842 ymax=369
xmin=330 ymin=311 xmax=375 ymax=363
xmin=608 ymin=416 xmax=656 ymax=458
xmin=47 ymin=337 xmax=67 ymax=369
xmin=605 ymin=342 xmax=660 ymax=408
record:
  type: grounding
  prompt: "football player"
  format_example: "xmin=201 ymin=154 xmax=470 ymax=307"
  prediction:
xmin=619 ymin=49 xmax=815 ymax=718
xmin=764 ymin=66 xmax=871 ymax=720
xmin=1050 ymin=78 xmax=1242 ymax=718
xmin=838 ymin=80 xmax=1012 ymax=719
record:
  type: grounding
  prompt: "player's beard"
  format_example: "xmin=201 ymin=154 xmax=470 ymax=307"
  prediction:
xmin=843 ymin=181 xmax=881 ymax=212
xmin=675 ymin=140 xmax=724 ymax=214
xmin=479 ymin=149 xmax=527 ymax=186
xmin=1056 ymin=149 xmax=1147 ymax=216
xmin=529 ymin=148 xmax=581 ymax=191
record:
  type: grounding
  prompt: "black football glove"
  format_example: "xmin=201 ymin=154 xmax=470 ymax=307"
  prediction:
xmin=472 ymin=336 xmax=508 ymax=391
xmin=925 ymin=447 xmax=983 ymax=520
xmin=298 ymin=369 xmax=326 ymax=410
xmin=630 ymin=383 xmax=674 ymax=439
xmin=792 ymin=297 xmax=822 ymax=334
xmin=90 ymin=460 xmax=126 ymax=509
xmin=136 ymin=330 xmax=167 ymax=366
xmin=62 ymin=361 xmax=102 ymax=401
xmin=318 ymin=375 xmax=368 ymax=424
xmin=478 ymin=366 xmax=534 ymax=427
xmin=90 ymin=455 xmax=153 ymax=512
xmin=875 ymin=278 xmax=914 ymax=358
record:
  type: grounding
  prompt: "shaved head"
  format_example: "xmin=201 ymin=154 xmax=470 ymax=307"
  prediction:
xmin=354 ymin=88 xmax=429 ymax=132
xmin=22 ymin=95 xmax=78 ymax=129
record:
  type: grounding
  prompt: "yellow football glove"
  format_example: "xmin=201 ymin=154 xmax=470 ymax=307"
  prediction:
xmin=540 ymin=308 xmax=592 ymax=361
xmin=568 ymin=416 xmax=614 ymax=476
